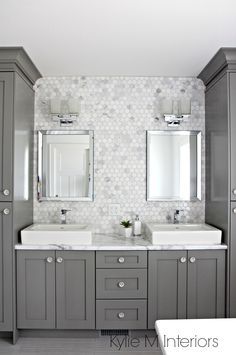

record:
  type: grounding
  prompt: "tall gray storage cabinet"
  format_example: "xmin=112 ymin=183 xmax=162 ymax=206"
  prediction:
xmin=0 ymin=48 xmax=41 ymax=340
xmin=198 ymin=48 xmax=236 ymax=318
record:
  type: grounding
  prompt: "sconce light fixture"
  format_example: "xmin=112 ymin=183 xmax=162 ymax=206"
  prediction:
xmin=50 ymin=98 xmax=80 ymax=127
xmin=160 ymin=98 xmax=191 ymax=126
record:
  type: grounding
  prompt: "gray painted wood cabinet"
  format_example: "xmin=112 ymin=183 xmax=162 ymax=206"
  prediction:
xmin=148 ymin=250 xmax=225 ymax=329
xmin=96 ymin=250 xmax=147 ymax=268
xmin=187 ymin=250 xmax=225 ymax=319
xmin=96 ymin=268 xmax=147 ymax=299
xmin=96 ymin=251 xmax=148 ymax=329
xmin=198 ymin=48 xmax=236 ymax=317
xmin=148 ymin=251 xmax=187 ymax=328
xmin=17 ymin=251 xmax=95 ymax=329
xmin=0 ymin=48 xmax=41 ymax=341
xmin=96 ymin=300 xmax=147 ymax=329
xmin=0 ymin=73 xmax=13 ymax=202
xmin=0 ymin=202 xmax=13 ymax=331
xmin=56 ymin=251 xmax=95 ymax=329
xmin=17 ymin=251 xmax=55 ymax=329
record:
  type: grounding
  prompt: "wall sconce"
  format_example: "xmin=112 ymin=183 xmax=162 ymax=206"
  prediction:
xmin=160 ymin=98 xmax=191 ymax=126
xmin=50 ymin=98 xmax=80 ymax=127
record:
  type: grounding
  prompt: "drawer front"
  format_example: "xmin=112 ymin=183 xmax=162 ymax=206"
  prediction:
xmin=96 ymin=269 xmax=147 ymax=299
xmin=96 ymin=300 xmax=147 ymax=329
xmin=96 ymin=251 xmax=147 ymax=268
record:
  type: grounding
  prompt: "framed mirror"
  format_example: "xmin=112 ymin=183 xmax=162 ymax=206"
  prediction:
xmin=147 ymin=130 xmax=201 ymax=201
xmin=38 ymin=130 xmax=94 ymax=201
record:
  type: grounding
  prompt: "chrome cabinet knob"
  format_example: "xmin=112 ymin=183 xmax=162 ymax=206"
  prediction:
xmin=118 ymin=281 xmax=125 ymax=288
xmin=3 ymin=189 xmax=10 ymax=196
xmin=118 ymin=257 xmax=125 ymax=264
xmin=56 ymin=257 xmax=63 ymax=263
xmin=233 ymin=208 xmax=236 ymax=214
xmin=118 ymin=312 xmax=125 ymax=319
xmin=233 ymin=189 xmax=236 ymax=195
xmin=46 ymin=257 xmax=53 ymax=263
xmin=180 ymin=257 xmax=186 ymax=263
xmin=189 ymin=257 xmax=196 ymax=263
xmin=3 ymin=208 xmax=10 ymax=215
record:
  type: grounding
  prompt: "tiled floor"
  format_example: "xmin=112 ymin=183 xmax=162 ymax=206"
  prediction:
xmin=0 ymin=337 xmax=162 ymax=355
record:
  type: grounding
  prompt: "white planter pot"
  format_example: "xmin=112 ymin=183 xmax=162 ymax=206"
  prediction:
xmin=123 ymin=227 xmax=132 ymax=238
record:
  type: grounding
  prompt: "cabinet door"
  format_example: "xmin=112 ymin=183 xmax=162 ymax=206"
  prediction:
xmin=17 ymin=251 xmax=55 ymax=329
xmin=56 ymin=251 xmax=95 ymax=329
xmin=230 ymin=203 xmax=236 ymax=317
xmin=148 ymin=251 xmax=187 ymax=329
xmin=230 ymin=73 xmax=236 ymax=200
xmin=187 ymin=250 xmax=225 ymax=319
xmin=0 ymin=73 xmax=14 ymax=202
xmin=0 ymin=202 xmax=12 ymax=330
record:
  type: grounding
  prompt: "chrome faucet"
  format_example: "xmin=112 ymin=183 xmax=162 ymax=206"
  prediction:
xmin=173 ymin=209 xmax=183 ymax=224
xmin=60 ymin=209 xmax=71 ymax=224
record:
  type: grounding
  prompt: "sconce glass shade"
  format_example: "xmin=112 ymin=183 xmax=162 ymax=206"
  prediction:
xmin=161 ymin=99 xmax=173 ymax=115
xmin=68 ymin=98 xmax=80 ymax=114
xmin=50 ymin=98 xmax=61 ymax=114
xmin=180 ymin=98 xmax=191 ymax=115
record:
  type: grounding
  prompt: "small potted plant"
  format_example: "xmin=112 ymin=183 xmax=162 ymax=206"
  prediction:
xmin=120 ymin=220 xmax=133 ymax=238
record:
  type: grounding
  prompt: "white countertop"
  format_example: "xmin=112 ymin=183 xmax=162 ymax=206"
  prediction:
xmin=155 ymin=318 xmax=236 ymax=354
xmin=15 ymin=233 xmax=228 ymax=250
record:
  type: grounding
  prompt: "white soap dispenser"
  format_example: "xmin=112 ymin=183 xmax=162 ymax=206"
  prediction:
xmin=133 ymin=214 xmax=142 ymax=236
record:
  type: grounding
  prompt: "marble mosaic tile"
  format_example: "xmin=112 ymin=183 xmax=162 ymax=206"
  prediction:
xmin=34 ymin=77 xmax=205 ymax=233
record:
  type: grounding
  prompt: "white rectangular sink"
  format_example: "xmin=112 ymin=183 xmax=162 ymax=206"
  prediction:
xmin=145 ymin=223 xmax=222 ymax=245
xmin=21 ymin=224 xmax=92 ymax=245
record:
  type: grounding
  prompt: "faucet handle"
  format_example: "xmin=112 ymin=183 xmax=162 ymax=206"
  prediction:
xmin=175 ymin=209 xmax=184 ymax=214
xmin=61 ymin=209 xmax=72 ymax=214
xmin=174 ymin=209 xmax=184 ymax=224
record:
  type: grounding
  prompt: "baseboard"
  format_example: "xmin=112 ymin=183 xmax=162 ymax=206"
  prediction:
xmin=0 ymin=331 xmax=12 ymax=339
xmin=19 ymin=329 xmax=100 ymax=338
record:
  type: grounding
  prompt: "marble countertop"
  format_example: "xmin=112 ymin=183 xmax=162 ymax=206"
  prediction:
xmin=15 ymin=233 xmax=228 ymax=251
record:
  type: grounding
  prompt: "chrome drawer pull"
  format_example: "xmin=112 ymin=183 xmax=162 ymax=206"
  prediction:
xmin=46 ymin=257 xmax=53 ymax=263
xmin=180 ymin=257 xmax=186 ymax=263
xmin=3 ymin=208 xmax=10 ymax=215
xmin=118 ymin=312 xmax=125 ymax=319
xmin=118 ymin=281 xmax=125 ymax=288
xmin=233 ymin=189 xmax=236 ymax=195
xmin=3 ymin=189 xmax=10 ymax=196
xmin=57 ymin=257 xmax=63 ymax=263
xmin=189 ymin=257 xmax=196 ymax=263
xmin=233 ymin=208 xmax=236 ymax=214
xmin=118 ymin=257 xmax=125 ymax=264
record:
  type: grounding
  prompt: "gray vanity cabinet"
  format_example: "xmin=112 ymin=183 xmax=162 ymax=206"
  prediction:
xmin=56 ymin=251 xmax=95 ymax=329
xmin=17 ymin=251 xmax=56 ymax=329
xmin=187 ymin=250 xmax=225 ymax=319
xmin=17 ymin=251 xmax=95 ymax=329
xmin=0 ymin=202 xmax=13 ymax=330
xmin=148 ymin=251 xmax=187 ymax=328
xmin=148 ymin=250 xmax=225 ymax=329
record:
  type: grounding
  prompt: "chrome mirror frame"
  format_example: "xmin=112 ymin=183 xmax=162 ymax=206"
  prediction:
xmin=37 ymin=130 xmax=94 ymax=202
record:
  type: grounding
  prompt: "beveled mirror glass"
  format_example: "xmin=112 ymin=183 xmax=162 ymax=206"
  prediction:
xmin=147 ymin=131 xmax=201 ymax=201
xmin=38 ymin=130 xmax=94 ymax=201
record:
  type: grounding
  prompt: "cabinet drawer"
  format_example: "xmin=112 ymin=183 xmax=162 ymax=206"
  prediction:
xmin=96 ymin=251 xmax=147 ymax=268
xmin=96 ymin=269 xmax=147 ymax=299
xmin=96 ymin=300 xmax=147 ymax=329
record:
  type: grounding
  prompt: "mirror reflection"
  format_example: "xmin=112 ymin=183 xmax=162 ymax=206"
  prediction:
xmin=147 ymin=131 xmax=201 ymax=201
xmin=38 ymin=130 xmax=94 ymax=201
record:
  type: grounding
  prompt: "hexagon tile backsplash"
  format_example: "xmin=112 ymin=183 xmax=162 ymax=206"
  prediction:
xmin=34 ymin=76 xmax=205 ymax=233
